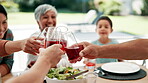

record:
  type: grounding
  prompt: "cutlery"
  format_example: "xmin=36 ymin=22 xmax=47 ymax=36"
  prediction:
xmin=94 ymin=70 xmax=107 ymax=76
xmin=65 ymin=70 xmax=89 ymax=80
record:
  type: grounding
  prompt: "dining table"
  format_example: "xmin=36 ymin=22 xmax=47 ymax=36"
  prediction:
xmin=1 ymin=63 xmax=148 ymax=83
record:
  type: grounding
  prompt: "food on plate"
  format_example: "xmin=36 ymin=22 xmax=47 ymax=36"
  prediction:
xmin=46 ymin=67 xmax=84 ymax=80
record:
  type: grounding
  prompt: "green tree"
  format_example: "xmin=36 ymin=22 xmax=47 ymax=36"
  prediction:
xmin=94 ymin=0 xmax=121 ymax=15
xmin=14 ymin=0 xmax=42 ymax=12
xmin=13 ymin=0 xmax=93 ymax=12
xmin=141 ymin=0 xmax=148 ymax=16
xmin=0 ymin=0 xmax=19 ymax=12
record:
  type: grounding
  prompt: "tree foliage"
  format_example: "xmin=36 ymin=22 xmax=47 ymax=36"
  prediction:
xmin=141 ymin=0 xmax=148 ymax=16
xmin=13 ymin=0 xmax=92 ymax=12
xmin=0 ymin=0 xmax=19 ymax=12
xmin=94 ymin=0 xmax=121 ymax=15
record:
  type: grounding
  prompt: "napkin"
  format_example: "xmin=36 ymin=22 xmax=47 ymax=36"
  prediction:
xmin=57 ymin=55 xmax=72 ymax=67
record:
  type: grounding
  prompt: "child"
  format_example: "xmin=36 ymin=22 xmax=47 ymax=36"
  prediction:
xmin=84 ymin=16 xmax=121 ymax=64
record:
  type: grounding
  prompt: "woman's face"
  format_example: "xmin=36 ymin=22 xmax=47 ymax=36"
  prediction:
xmin=38 ymin=10 xmax=56 ymax=31
xmin=0 ymin=13 xmax=8 ymax=38
xmin=96 ymin=20 xmax=112 ymax=38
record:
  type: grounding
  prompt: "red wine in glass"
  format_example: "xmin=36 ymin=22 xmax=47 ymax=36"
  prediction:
xmin=45 ymin=39 xmax=67 ymax=51
xmin=65 ymin=45 xmax=84 ymax=60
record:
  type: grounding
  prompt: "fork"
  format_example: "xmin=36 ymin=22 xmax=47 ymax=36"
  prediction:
xmin=94 ymin=70 xmax=107 ymax=76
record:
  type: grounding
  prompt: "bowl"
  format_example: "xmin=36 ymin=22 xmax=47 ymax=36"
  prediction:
xmin=45 ymin=76 xmax=86 ymax=83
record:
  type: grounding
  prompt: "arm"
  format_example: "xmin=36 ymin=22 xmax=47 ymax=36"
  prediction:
xmin=102 ymin=39 xmax=148 ymax=60
xmin=0 ymin=29 xmax=14 ymax=76
xmin=0 ymin=64 xmax=10 ymax=76
xmin=6 ymin=44 xmax=64 ymax=83
xmin=0 ymin=54 xmax=13 ymax=76
xmin=5 ymin=37 xmax=43 ymax=55
xmin=0 ymin=40 xmax=9 ymax=56
xmin=79 ymin=39 xmax=148 ymax=60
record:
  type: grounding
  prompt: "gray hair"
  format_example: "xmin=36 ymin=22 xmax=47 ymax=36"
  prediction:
xmin=34 ymin=4 xmax=57 ymax=21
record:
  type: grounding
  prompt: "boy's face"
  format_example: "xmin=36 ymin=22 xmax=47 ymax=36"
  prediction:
xmin=38 ymin=10 xmax=57 ymax=31
xmin=96 ymin=20 xmax=113 ymax=38
xmin=0 ymin=13 xmax=8 ymax=38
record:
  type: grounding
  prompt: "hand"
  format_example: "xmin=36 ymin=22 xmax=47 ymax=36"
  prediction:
xmin=38 ymin=44 xmax=65 ymax=68
xmin=71 ymin=42 xmax=90 ymax=48
xmin=67 ymin=42 xmax=90 ymax=63
xmin=79 ymin=43 xmax=100 ymax=59
xmin=21 ymin=37 xmax=44 ymax=55
xmin=27 ymin=61 xmax=36 ymax=68
xmin=69 ymin=57 xmax=82 ymax=63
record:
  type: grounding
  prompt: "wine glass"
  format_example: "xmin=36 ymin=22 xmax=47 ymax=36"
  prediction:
xmin=44 ymin=27 xmax=67 ymax=50
xmin=63 ymin=32 xmax=84 ymax=63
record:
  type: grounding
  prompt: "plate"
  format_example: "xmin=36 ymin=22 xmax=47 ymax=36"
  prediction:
xmin=101 ymin=62 xmax=140 ymax=74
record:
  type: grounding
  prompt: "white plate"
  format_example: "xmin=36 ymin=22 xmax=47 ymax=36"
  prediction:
xmin=101 ymin=62 xmax=140 ymax=74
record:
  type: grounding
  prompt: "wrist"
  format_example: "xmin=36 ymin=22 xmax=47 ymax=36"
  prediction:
xmin=19 ymin=39 xmax=26 ymax=50
xmin=96 ymin=45 xmax=104 ymax=58
xmin=38 ymin=56 xmax=52 ymax=68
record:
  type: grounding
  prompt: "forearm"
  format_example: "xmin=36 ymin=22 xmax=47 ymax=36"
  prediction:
xmin=6 ymin=56 xmax=51 ymax=83
xmin=98 ymin=39 xmax=148 ymax=60
xmin=5 ymin=40 xmax=24 ymax=55
xmin=6 ymin=45 xmax=63 ymax=83
xmin=0 ymin=40 xmax=9 ymax=56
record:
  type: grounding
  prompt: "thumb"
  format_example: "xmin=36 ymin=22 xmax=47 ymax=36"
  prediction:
xmin=79 ymin=51 xmax=84 ymax=57
xmin=79 ymin=47 xmax=90 ymax=57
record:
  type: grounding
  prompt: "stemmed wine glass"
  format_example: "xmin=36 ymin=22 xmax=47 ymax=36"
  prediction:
xmin=63 ymin=32 xmax=84 ymax=63
xmin=38 ymin=27 xmax=84 ymax=63
xmin=40 ymin=27 xmax=67 ymax=50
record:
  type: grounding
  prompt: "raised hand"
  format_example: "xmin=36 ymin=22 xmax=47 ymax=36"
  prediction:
xmin=38 ymin=44 xmax=65 ymax=68
xmin=21 ymin=37 xmax=44 ymax=55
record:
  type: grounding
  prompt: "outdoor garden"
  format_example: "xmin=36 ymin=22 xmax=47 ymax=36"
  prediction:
xmin=1 ymin=0 xmax=148 ymax=35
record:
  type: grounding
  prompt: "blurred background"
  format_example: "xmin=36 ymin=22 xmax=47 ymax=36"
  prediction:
xmin=1 ymin=0 xmax=148 ymax=71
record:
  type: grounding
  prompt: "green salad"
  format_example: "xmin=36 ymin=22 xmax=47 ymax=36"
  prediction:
xmin=46 ymin=67 xmax=84 ymax=80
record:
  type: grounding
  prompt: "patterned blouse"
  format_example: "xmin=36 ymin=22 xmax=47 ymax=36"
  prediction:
xmin=0 ymin=29 xmax=14 ymax=72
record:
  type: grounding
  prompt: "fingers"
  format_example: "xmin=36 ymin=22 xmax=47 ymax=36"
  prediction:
xmin=37 ymin=44 xmax=64 ymax=68
xmin=28 ymin=37 xmax=41 ymax=49
xmin=69 ymin=57 xmax=82 ymax=63
xmin=79 ymin=46 xmax=91 ymax=57
xmin=23 ymin=37 xmax=43 ymax=55
xmin=35 ymin=37 xmax=45 ymax=47
xmin=27 ymin=61 xmax=36 ymax=68
xmin=79 ymin=45 xmax=97 ymax=59
xmin=24 ymin=49 xmax=37 ymax=55
xmin=77 ymin=57 xmax=82 ymax=61
xmin=42 ymin=44 xmax=64 ymax=58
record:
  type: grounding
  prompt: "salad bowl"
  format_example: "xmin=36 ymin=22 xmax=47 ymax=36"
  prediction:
xmin=45 ymin=67 xmax=86 ymax=83
xmin=45 ymin=76 xmax=86 ymax=83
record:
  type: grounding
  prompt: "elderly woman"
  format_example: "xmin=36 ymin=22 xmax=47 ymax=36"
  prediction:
xmin=0 ymin=4 xmax=14 ymax=76
xmin=27 ymin=4 xmax=71 ymax=68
